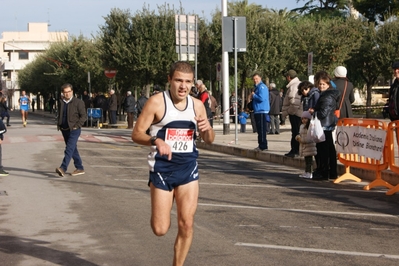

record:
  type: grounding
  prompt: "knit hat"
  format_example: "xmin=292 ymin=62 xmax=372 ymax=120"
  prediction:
xmin=334 ymin=66 xmax=347 ymax=77
xmin=285 ymin=70 xmax=297 ymax=78
xmin=269 ymin=82 xmax=276 ymax=89
xmin=301 ymin=111 xmax=312 ymax=120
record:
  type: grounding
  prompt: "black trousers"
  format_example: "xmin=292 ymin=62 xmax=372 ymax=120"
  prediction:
xmin=315 ymin=131 xmax=337 ymax=179
xmin=289 ymin=115 xmax=301 ymax=154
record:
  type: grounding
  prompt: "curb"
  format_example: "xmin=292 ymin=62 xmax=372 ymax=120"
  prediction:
xmin=196 ymin=142 xmax=399 ymax=186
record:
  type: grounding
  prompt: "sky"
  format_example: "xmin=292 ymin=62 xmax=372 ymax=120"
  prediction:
xmin=0 ymin=0 xmax=302 ymax=38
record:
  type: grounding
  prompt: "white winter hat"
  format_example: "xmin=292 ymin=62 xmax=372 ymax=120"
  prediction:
xmin=334 ymin=66 xmax=347 ymax=78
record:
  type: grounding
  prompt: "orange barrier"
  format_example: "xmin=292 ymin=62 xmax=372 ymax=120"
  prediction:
xmin=386 ymin=121 xmax=399 ymax=195
xmin=334 ymin=119 xmax=393 ymax=191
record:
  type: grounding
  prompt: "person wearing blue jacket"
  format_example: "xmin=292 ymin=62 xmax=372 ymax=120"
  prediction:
xmin=238 ymin=109 xmax=250 ymax=133
xmin=251 ymin=73 xmax=270 ymax=151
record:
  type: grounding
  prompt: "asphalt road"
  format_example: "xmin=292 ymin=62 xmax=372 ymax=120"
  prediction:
xmin=1 ymin=111 xmax=399 ymax=266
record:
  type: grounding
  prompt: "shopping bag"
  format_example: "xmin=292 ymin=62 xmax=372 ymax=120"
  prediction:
xmin=307 ymin=115 xmax=325 ymax=143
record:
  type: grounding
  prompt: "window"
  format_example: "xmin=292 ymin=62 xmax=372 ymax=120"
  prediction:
xmin=19 ymin=51 xmax=28 ymax=60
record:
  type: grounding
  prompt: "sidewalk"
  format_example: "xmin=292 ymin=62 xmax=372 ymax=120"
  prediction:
xmin=30 ymin=109 xmax=399 ymax=186
xmin=197 ymin=119 xmax=399 ymax=186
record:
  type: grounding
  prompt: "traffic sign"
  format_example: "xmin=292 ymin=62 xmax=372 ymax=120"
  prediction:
xmin=104 ymin=69 xmax=117 ymax=79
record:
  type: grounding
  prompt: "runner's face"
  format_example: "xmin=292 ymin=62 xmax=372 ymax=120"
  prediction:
xmin=168 ymin=71 xmax=193 ymax=101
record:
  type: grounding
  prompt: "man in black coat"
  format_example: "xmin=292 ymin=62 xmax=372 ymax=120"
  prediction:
xmin=124 ymin=91 xmax=136 ymax=129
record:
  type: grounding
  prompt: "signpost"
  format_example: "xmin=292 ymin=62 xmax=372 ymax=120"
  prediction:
xmin=222 ymin=16 xmax=247 ymax=143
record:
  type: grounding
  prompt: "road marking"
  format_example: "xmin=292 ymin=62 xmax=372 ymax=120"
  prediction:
xmin=235 ymin=242 xmax=399 ymax=259
xmin=199 ymin=182 xmax=387 ymax=193
xmin=198 ymin=203 xmax=397 ymax=218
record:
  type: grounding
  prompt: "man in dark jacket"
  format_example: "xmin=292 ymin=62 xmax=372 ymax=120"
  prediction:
xmin=124 ymin=91 xmax=136 ymax=129
xmin=136 ymin=92 xmax=148 ymax=118
xmin=268 ymin=83 xmax=281 ymax=134
xmin=108 ymin=89 xmax=118 ymax=125
xmin=55 ymin=83 xmax=87 ymax=177
xmin=388 ymin=61 xmax=399 ymax=122
xmin=93 ymin=92 xmax=108 ymax=123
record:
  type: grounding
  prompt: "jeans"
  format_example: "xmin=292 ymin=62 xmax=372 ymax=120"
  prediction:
xmin=60 ymin=128 xmax=83 ymax=171
xmin=254 ymin=113 xmax=268 ymax=150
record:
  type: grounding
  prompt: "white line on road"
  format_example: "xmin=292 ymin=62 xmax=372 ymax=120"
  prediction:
xmin=199 ymin=182 xmax=387 ymax=193
xmin=235 ymin=242 xmax=399 ymax=259
xmin=198 ymin=203 xmax=397 ymax=218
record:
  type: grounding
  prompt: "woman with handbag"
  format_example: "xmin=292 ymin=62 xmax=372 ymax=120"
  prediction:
xmin=309 ymin=71 xmax=340 ymax=181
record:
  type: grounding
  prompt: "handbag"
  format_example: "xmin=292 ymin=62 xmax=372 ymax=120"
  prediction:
xmin=307 ymin=114 xmax=325 ymax=143
xmin=335 ymin=80 xmax=347 ymax=118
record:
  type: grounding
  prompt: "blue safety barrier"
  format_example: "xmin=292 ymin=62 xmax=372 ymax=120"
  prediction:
xmin=87 ymin=108 xmax=102 ymax=128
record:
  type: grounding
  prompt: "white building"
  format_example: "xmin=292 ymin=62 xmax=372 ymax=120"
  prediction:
xmin=0 ymin=22 xmax=68 ymax=109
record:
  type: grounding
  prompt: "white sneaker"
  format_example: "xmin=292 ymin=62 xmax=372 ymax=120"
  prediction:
xmin=299 ymin=172 xmax=307 ymax=178
xmin=303 ymin=172 xmax=313 ymax=179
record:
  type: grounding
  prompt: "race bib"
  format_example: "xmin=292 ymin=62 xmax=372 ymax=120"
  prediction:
xmin=165 ymin=128 xmax=194 ymax=153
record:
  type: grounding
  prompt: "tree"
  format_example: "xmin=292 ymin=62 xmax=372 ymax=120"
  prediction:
xmin=347 ymin=19 xmax=399 ymax=117
xmin=352 ymin=0 xmax=399 ymax=22
xmin=290 ymin=15 xmax=363 ymax=78
xmin=294 ymin=0 xmax=349 ymax=16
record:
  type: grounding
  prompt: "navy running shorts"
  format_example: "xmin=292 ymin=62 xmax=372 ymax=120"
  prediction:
xmin=148 ymin=161 xmax=199 ymax=191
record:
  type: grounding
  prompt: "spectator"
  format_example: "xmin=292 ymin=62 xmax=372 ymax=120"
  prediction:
xmin=281 ymin=69 xmax=302 ymax=157
xmin=295 ymin=111 xmax=317 ymax=179
xmin=251 ymin=72 xmax=270 ymax=151
xmin=124 ymin=91 xmax=136 ymax=129
xmin=268 ymin=82 xmax=281 ymax=134
xmin=48 ymin=94 xmax=55 ymax=114
xmin=0 ymin=96 xmax=11 ymax=126
xmin=238 ymin=108 xmax=250 ymax=133
xmin=136 ymin=91 xmax=148 ymax=118
xmin=230 ymin=92 xmax=242 ymax=123
xmin=93 ymin=92 xmax=108 ymax=123
xmin=279 ymin=88 xmax=285 ymax=126
xmin=0 ymin=118 xmax=8 ymax=176
xmin=196 ymin=81 xmax=213 ymax=127
xmin=55 ymin=83 xmax=87 ymax=177
xmin=247 ymin=90 xmax=257 ymax=133
xmin=333 ymin=66 xmax=355 ymax=118
xmin=82 ymin=90 xmax=91 ymax=110
xmin=297 ymin=80 xmax=320 ymax=111
xmin=31 ymin=98 xmax=36 ymax=112
xmin=108 ymin=89 xmax=118 ymax=125
xmin=309 ymin=71 xmax=340 ymax=180
xmin=209 ymin=91 xmax=217 ymax=124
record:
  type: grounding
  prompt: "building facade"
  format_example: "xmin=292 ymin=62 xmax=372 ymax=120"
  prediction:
xmin=0 ymin=22 xmax=68 ymax=109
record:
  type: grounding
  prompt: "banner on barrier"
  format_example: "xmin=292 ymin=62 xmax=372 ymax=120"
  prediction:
xmin=336 ymin=126 xmax=387 ymax=160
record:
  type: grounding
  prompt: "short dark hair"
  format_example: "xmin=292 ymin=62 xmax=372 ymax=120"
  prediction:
xmin=297 ymin=81 xmax=314 ymax=95
xmin=61 ymin=83 xmax=73 ymax=92
xmin=252 ymin=72 xmax=262 ymax=78
xmin=168 ymin=61 xmax=194 ymax=79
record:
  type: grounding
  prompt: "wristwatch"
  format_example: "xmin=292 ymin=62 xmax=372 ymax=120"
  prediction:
xmin=150 ymin=136 xmax=158 ymax=145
